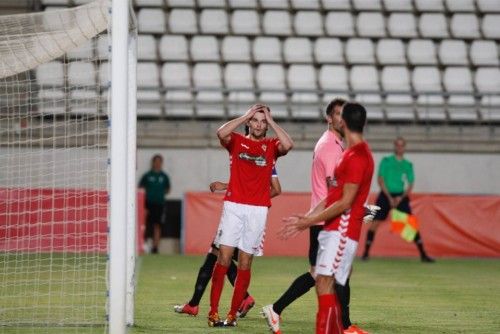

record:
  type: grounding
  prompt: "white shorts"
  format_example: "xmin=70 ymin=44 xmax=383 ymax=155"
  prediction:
xmin=314 ymin=230 xmax=358 ymax=286
xmin=213 ymin=201 xmax=268 ymax=256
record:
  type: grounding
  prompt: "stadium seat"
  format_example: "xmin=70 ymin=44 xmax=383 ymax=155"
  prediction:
xmin=70 ymin=89 xmax=98 ymax=115
xmin=168 ymin=9 xmax=198 ymax=34
xmin=443 ymin=67 xmax=477 ymax=122
xmin=381 ymin=66 xmax=415 ymax=121
xmin=350 ymin=66 xmax=379 ymax=92
xmin=68 ymin=62 xmax=95 ymax=86
xmin=353 ymin=0 xmax=382 ymax=10
xmin=96 ymin=34 xmax=109 ymax=60
xmin=190 ymin=36 xmax=219 ymax=62
xmin=159 ymin=35 xmax=189 ymax=61
xmin=37 ymin=89 xmax=65 ymax=115
xmin=137 ymin=9 xmax=166 ymax=34
xmin=419 ymin=14 xmax=449 ymax=38
xmin=414 ymin=0 xmax=445 ymax=12
xmin=288 ymin=65 xmax=319 ymax=119
xmin=325 ymin=12 xmax=355 ymax=37
xmin=291 ymin=0 xmax=320 ymax=9
xmin=412 ymin=67 xmax=442 ymax=93
xmin=321 ymin=0 xmax=351 ymax=10
xmin=228 ymin=0 xmax=257 ymax=8
xmin=412 ymin=66 xmax=445 ymax=120
xmin=227 ymin=91 xmax=257 ymax=117
xmin=407 ymin=39 xmax=438 ymax=65
xmin=161 ymin=62 xmax=191 ymax=88
xmin=283 ymin=38 xmax=313 ymax=63
xmin=225 ymin=63 xmax=254 ymax=90
xmin=357 ymin=12 xmax=386 ymax=38
xmin=450 ymin=14 xmax=480 ymax=39
xmin=137 ymin=35 xmax=156 ymax=61
xmin=477 ymin=69 xmax=500 ymax=119
xmin=231 ymin=10 xmax=261 ymax=35
xmin=221 ymin=36 xmax=252 ymax=62
xmin=193 ymin=63 xmax=224 ymax=117
xmin=376 ymin=39 xmax=406 ymax=65
xmin=481 ymin=15 xmax=500 ymax=39
xmin=315 ymin=38 xmax=344 ymax=64
xmin=198 ymin=0 xmax=225 ymax=7
xmin=137 ymin=62 xmax=159 ymax=88
xmin=445 ymin=0 xmax=476 ymax=12
xmin=165 ymin=91 xmax=194 ymax=117
xmin=263 ymin=11 xmax=292 ymax=36
xmin=416 ymin=95 xmax=447 ymax=121
xmin=475 ymin=68 xmax=500 ymax=94
xmin=253 ymin=37 xmax=282 ymax=62
xmin=438 ymin=40 xmax=468 ymax=66
xmin=37 ymin=62 xmax=64 ymax=86
xmin=319 ymin=65 xmax=349 ymax=95
xmin=167 ymin=0 xmax=196 ymax=6
xmin=470 ymin=40 xmax=499 ymax=66
xmin=383 ymin=0 xmax=413 ymax=11
xmin=345 ymin=39 xmax=375 ymax=65
xmin=387 ymin=13 xmax=418 ymax=38
xmin=294 ymin=11 xmax=323 ymax=36
xmin=66 ymin=40 xmax=92 ymax=59
xmin=200 ymin=9 xmax=229 ymax=34
xmin=98 ymin=62 xmax=109 ymax=87
xmin=260 ymin=0 xmax=289 ymax=9
xmin=256 ymin=64 xmax=288 ymax=118
xmin=477 ymin=0 xmax=500 ymax=12
xmin=137 ymin=90 xmax=162 ymax=117
xmin=135 ymin=0 xmax=163 ymax=6
xmin=355 ymin=94 xmax=385 ymax=121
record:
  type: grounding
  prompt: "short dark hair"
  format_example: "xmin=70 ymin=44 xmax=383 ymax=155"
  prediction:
xmin=341 ymin=102 xmax=367 ymax=133
xmin=325 ymin=98 xmax=347 ymax=116
xmin=152 ymin=154 xmax=163 ymax=162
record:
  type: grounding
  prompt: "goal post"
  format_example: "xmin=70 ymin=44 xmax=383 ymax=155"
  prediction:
xmin=0 ymin=1 xmax=137 ymax=333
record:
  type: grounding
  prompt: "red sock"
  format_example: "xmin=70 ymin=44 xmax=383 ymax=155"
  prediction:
xmin=316 ymin=294 xmax=343 ymax=334
xmin=209 ymin=263 xmax=228 ymax=314
xmin=331 ymin=294 xmax=344 ymax=333
xmin=229 ymin=268 xmax=251 ymax=317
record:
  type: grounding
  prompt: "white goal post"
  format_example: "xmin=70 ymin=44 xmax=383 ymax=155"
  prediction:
xmin=0 ymin=1 xmax=137 ymax=333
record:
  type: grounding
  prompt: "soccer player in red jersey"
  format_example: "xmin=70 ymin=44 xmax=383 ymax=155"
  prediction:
xmin=208 ymin=104 xmax=294 ymax=327
xmin=280 ymin=102 xmax=374 ymax=334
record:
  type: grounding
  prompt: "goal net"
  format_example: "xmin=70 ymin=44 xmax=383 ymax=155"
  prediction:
xmin=0 ymin=1 xmax=119 ymax=332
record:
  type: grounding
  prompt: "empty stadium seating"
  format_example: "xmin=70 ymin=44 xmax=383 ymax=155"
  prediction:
xmin=39 ymin=1 xmax=500 ymax=123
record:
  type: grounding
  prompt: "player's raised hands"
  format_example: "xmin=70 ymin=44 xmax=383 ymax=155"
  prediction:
xmin=278 ymin=214 xmax=309 ymax=240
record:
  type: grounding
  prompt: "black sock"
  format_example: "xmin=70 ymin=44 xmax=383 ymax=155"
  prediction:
xmin=335 ymin=279 xmax=351 ymax=329
xmin=227 ymin=260 xmax=250 ymax=298
xmin=273 ymin=272 xmax=316 ymax=315
xmin=414 ymin=233 xmax=428 ymax=258
xmin=188 ymin=252 xmax=217 ymax=307
xmin=363 ymin=230 xmax=375 ymax=257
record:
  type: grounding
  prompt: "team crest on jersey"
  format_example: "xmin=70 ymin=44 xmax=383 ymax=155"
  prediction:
xmin=261 ymin=144 xmax=267 ymax=152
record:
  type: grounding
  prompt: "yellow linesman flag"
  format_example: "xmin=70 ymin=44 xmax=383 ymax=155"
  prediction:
xmin=390 ymin=209 xmax=420 ymax=242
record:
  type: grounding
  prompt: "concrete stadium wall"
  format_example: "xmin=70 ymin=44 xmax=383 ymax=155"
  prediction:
xmin=138 ymin=148 xmax=500 ymax=199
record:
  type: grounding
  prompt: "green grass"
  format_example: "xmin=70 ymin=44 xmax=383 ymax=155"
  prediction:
xmin=133 ymin=255 xmax=500 ymax=334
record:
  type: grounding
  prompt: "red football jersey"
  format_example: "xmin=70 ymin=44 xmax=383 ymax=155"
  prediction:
xmin=222 ymin=132 xmax=281 ymax=207
xmin=323 ymin=141 xmax=374 ymax=241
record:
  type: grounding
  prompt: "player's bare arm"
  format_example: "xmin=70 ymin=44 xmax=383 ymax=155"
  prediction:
xmin=270 ymin=176 xmax=281 ymax=198
xmin=216 ymin=105 xmax=264 ymax=144
xmin=262 ymin=107 xmax=294 ymax=155
xmin=279 ymin=183 xmax=359 ymax=239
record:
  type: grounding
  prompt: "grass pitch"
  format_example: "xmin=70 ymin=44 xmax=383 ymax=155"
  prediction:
xmin=132 ymin=255 xmax=500 ymax=334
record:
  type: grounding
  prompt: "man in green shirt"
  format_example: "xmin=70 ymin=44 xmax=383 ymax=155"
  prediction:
xmin=139 ymin=154 xmax=171 ymax=254
xmin=361 ymin=137 xmax=434 ymax=262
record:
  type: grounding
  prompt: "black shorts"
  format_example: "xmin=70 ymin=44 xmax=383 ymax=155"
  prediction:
xmin=308 ymin=225 xmax=322 ymax=266
xmin=146 ymin=202 xmax=165 ymax=226
xmin=374 ymin=192 xmax=411 ymax=221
